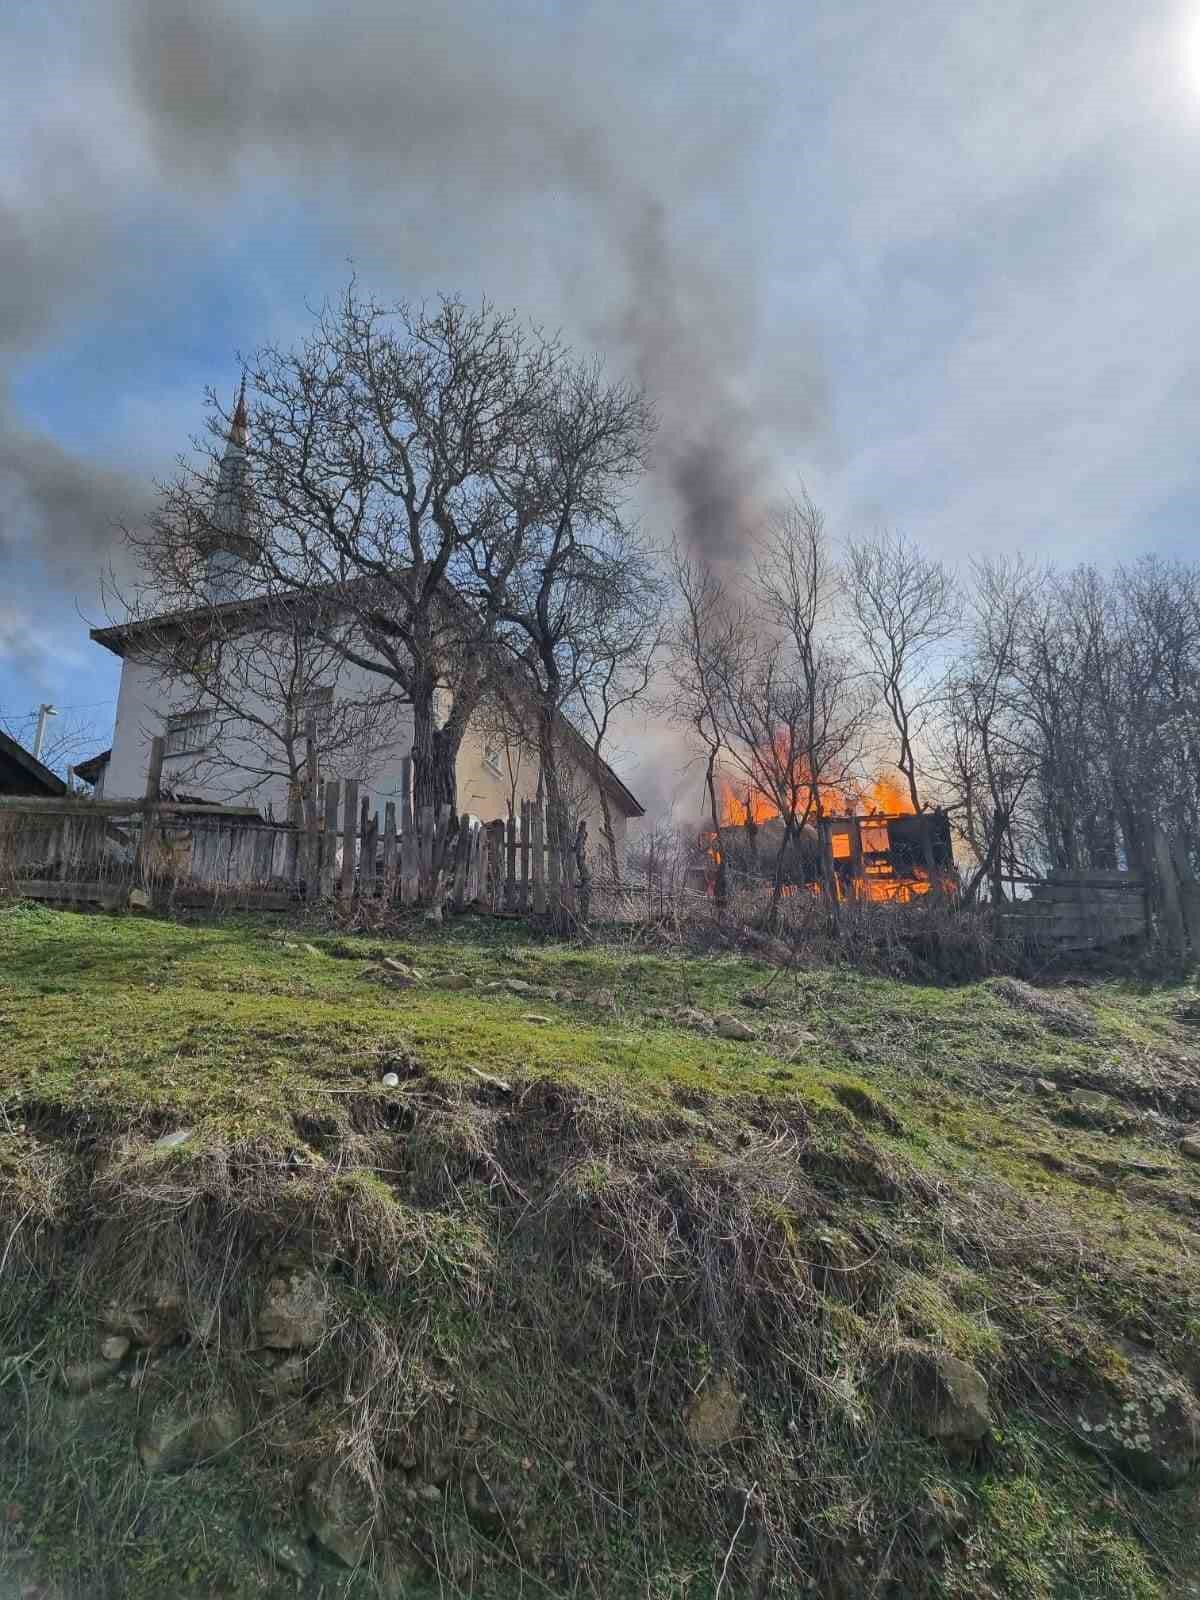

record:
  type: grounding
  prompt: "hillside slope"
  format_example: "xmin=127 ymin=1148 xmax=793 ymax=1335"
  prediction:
xmin=2 ymin=903 xmax=1200 ymax=1598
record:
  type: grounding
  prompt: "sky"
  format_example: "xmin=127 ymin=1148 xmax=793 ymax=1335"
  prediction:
xmin=3 ymin=0 xmax=1200 ymax=811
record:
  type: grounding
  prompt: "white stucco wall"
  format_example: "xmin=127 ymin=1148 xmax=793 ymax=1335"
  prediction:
xmin=105 ymin=646 xmax=416 ymax=820
xmin=101 ymin=637 xmax=634 ymax=851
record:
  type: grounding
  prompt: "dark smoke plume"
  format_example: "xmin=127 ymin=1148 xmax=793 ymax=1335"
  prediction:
xmin=24 ymin=4 xmax=820 ymax=542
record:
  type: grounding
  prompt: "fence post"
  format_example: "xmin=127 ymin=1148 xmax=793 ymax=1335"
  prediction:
xmin=575 ymin=819 xmax=591 ymax=924
xmin=362 ymin=803 xmax=379 ymax=899
xmin=451 ymin=817 xmax=472 ymax=910
xmin=382 ymin=801 xmax=398 ymax=901
xmin=135 ymin=735 xmax=166 ymax=889
xmin=418 ymin=805 xmax=435 ymax=900
xmin=531 ymin=804 xmax=546 ymax=914
xmin=848 ymin=816 xmax=864 ymax=901
xmin=1152 ymin=824 xmax=1187 ymax=956
xmin=341 ymin=779 xmax=358 ymax=900
xmin=520 ymin=800 xmax=531 ymax=912
xmin=557 ymin=804 xmax=575 ymax=916
xmin=320 ymin=781 xmax=340 ymax=898
xmin=505 ymin=810 xmax=518 ymax=911
xmin=546 ymin=805 xmax=561 ymax=913
xmin=1167 ymin=826 xmax=1200 ymax=949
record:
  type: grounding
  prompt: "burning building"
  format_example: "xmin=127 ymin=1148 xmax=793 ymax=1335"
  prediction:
xmin=695 ymin=773 xmax=956 ymax=903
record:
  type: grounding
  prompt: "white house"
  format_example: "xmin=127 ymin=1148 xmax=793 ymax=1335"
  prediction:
xmin=82 ymin=392 xmax=644 ymax=851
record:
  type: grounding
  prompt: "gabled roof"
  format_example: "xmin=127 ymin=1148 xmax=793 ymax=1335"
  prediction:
xmin=72 ymin=748 xmax=111 ymax=786
xmin=0 ymin=730 xmax=67 ymax=797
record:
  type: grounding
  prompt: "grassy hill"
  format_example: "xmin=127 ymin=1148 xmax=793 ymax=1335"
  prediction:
xmin=2 ymin=901 xmax=1200 ymax=1598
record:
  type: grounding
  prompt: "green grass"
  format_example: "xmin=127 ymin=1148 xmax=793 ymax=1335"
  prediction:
xmin=4 ymin=902 xmax=1200 ymax=1598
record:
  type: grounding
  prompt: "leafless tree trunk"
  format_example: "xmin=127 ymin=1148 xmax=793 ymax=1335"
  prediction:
xmin=845 ymin=528 xmax=960 ymax=811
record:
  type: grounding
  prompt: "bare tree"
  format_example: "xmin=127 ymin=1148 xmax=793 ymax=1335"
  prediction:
xmin=746 ymin=495 xmax=874 ymax=918
xmin=568 ymin=578 xmax=665 ymax=882
xmin=666 ymin=495 xmax=872 ymax=924
xmin=475 ymin=362 xmax=658 ymax=834
xmin=664 ymin=548 xmax=752 ymax=910
xmin=128 ymin=286 xmax=585 ymax=820
xmin=931 ymin=558 xmax=1042 ymax=903
xmin=110 ymin=594 xmax=404 ymax=814
xmin=844 ymin=528 xmax=960 ymax=810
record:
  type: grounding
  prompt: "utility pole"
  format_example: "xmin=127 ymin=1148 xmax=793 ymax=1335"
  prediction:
xmin=32 ymin=703 xmax=57 ymax=760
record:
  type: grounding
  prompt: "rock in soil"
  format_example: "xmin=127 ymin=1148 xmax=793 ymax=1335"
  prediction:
xmin=304 ymin=1457 xmax=374 ymax=1567
xmin=685 ymin=1374 xmax=742 ymax=1448
xmin=714 ymin=1014 xmax=757 ymax=1042
xmin=257 ymin=1263 xmax=329 ymax=1351
xmin=99 ymin=1335 xmax=130 ymax=1363
xmin=880 ymin=1342 xmax=991 ymax=1449
xmin=61 ymin=1359 xmax=119 ymax=1396
xmin=259 ymin=1529 xmax=314 ymax=1579
xmin=432 ymin=973 xmax=472 ymax=989
xmin=1075 ymin=1343 xmax=1200 ymax=1487
xmin=1065 ymin=1088 xmax=1136 ymax=1129
xmin=1179 ymin=1134 xmax=1200 ymax=1160
xmin=137 ymin=1399 xmax=242 ymax=1474
xmin=100 ymin=1285 xmax=188 ymax=1348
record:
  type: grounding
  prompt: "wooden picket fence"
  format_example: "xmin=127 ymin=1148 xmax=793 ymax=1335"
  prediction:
xmin=296 ymin=766 xmax=588 ymax=917
xmin=0 ymin=741 xmax=590 ymax=919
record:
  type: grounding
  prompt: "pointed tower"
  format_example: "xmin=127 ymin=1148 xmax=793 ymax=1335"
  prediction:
xmin=203 ymin=379 xmax=258 ymax=604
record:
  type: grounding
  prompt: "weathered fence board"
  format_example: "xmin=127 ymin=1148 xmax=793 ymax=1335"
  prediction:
xmin=1 ymin=778 xmax=594 ymax=922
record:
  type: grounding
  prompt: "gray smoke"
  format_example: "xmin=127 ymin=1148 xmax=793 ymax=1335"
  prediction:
xmin=111 ymin=0 xmax=822 ymax=559
xmin=19 ymin=0 xmax=821 ymax=569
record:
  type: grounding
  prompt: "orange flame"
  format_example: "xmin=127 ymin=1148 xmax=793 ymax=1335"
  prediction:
xmin=707 ymin=757 xmax=937 ymax=902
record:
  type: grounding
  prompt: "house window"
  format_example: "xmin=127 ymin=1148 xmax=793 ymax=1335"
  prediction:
xmin=164 ymin=709 xmax=214 ymax=757
xmin=483 ymin=742 xmax=504 ymax=776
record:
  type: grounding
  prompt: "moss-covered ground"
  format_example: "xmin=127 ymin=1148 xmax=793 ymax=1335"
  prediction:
xmin=2 ymin=902 xmax=1200 ymax=1598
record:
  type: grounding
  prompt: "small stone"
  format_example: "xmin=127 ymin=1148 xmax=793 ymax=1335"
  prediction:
xmin=1035 ymin=1078 xmax=1057 ymax=1095
xmin=1179 ymin=1135 xmax=1200 ymax=1160
xmin=685 ymin=1374 xmax=742 ymax=1448
xmin=61 ymin=1358 xmax=117 ymax=1396
xmin=127 ymin=887 xmax=152 ymax=911
xmin=432 ymin=973 xmax=472 ymax=990
xmin=468 ymin=1065 xmax=512 ymax=1094
xmin=418 ymin=1482 xmax=443 ymax=1503
xmin=252 ymin=1353 xmax=307 ymax=1399
xmin=381 ymin=1072 xmax=401 ymax=1088
xmin=714 ymin=1014 xmax=757 ymax=1042
xmin=304 ymin=1457 xmax=374 ymax=1567
xmin=137 ymin=1400 xmax=242 ymax=1473
xmin=881 ymin=1342 xmax=991 ymax=1449
xmin=260 ymin=1530 xmax=314 ymax=1579
xmin=504 ymin=978 xmax=533 ymax=993
xmin=303 ymin=943 xmax=323 ymax=958
xmin=673 ymin=1007 xmax=711 ymax=1029
xmin=100 ymin=1335 xmax=130 ymax=1363
xmin=522 ymin=1013 xmax=553 ymax=1024
xmin=100 ymin=1284 xmax=187 ymax=1347
xmin=258 ymin=1263 xmax=329 ymax=1350
xmin=151 ymin=1128 xmax=194 ymax=1152
xmin=383 ymin=956 xmax=424 ymax=981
